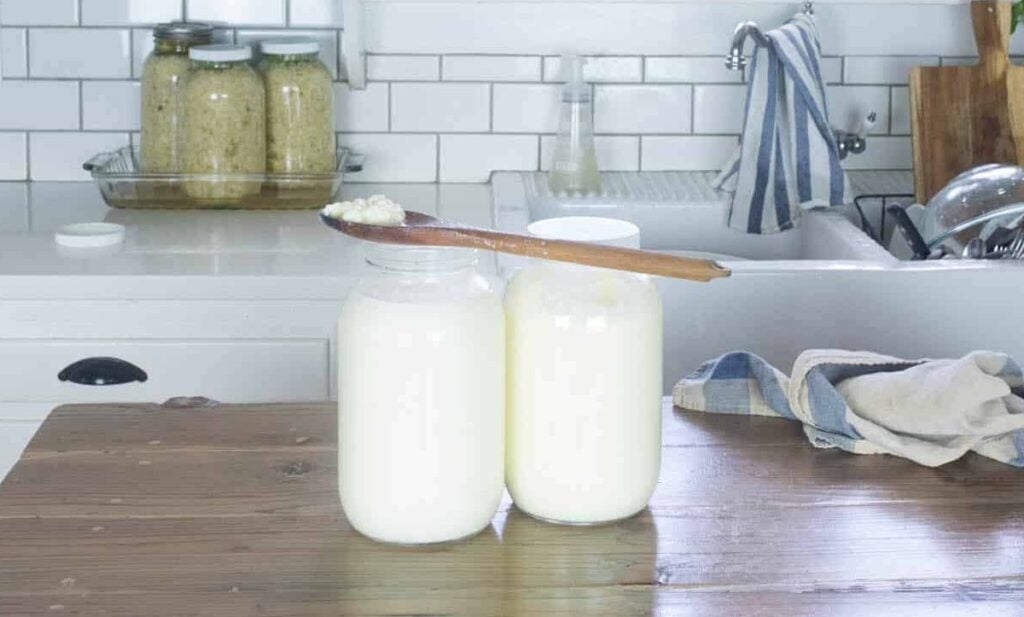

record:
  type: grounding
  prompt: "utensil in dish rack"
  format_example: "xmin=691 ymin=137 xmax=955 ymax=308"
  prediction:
xmin=319 ymin=210 xmax=732 ymax=282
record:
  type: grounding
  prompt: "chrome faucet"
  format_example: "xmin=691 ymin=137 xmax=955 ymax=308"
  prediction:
xmin=725 ymin=2 xmax=814 ymax=71
xmin=725 ymin=22 xmax=770 ymax=71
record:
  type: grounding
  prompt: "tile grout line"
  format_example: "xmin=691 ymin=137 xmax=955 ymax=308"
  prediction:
xmin=435 ymin=134 xmax=441 ymax=182
xmin=24 ymin=131 xmax=32 ymax=180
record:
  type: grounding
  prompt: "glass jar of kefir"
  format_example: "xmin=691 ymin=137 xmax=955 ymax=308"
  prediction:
xmin=337 ymin=243 xmax=505 ymax=544
xmin=505 ymin=217 xmax=662 ymax=525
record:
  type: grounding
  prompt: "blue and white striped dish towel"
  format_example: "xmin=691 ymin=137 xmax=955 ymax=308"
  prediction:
xmin=674 ymin=350 xmax=1024 ymax=468
xmin=715 ymin=12 xmax=850 ymax=235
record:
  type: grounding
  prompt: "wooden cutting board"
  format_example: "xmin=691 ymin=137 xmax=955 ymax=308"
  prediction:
xmin=910 ymin=0 xmax=1024 ymax=203
xmin=1 ymin=400 xmax=1023 ymax=615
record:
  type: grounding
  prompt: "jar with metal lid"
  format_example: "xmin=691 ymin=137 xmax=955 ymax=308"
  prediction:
xmin=504 ymin=217 xmax=663 ymax=525
xmin=257 ymin=39 xmax=335 ymax=174
xmin=337 ymin=243 xmax=505 ymax=544
xmin=181 ymin=44 xmax=266 ymax=204
xmin=140 ymin=22 xmax=214 ymax=172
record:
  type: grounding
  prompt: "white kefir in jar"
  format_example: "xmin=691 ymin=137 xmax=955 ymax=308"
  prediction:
xmin=337 ymin=243 xmax=505 ymax=544
xmin=505 ymin=217 xmax=662 ymax=524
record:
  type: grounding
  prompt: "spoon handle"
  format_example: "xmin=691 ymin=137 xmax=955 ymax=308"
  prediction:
xmin=448 ymin=228 xmax=732 ymax=282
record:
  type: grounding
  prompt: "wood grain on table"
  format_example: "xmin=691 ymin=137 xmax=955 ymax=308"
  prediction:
xmin=0 ymin=400 xmax=1022 ymax=616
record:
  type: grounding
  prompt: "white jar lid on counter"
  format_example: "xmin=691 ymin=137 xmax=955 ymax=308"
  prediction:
xmin=189 ymin=44 xmax=252 ymax=63
xmin=261 ymin=38 xmax=320 ymax=56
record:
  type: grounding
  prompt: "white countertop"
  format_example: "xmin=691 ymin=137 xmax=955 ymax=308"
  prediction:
xmin=0 ymin=182 xmax=494 ymax=300
xmin=0 ymin=172 xmax=913 ymax=300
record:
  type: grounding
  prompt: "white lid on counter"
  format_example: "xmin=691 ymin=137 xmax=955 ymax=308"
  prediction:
xmin=54 ymin=223 xmax=126 ymax=248
xmin=189 ymin=44 xmax=252 ymax=63
xmin=261 ymin=38 xmax=320 ymax=56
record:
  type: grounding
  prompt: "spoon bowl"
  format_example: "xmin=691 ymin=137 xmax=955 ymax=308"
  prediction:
xmin=320 ymin=210 xmax=731 ymax=283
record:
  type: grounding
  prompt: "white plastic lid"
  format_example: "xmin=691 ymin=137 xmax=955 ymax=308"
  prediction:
xmin=527 ymin=216 xmax=640 ymax=249
xmin=261 ymin=38 xmax=320 ymax=56
xmin=54 ymin=223 xmax=126 ymax=248
xmin=189 ymin=44 xmax=252 ymax=63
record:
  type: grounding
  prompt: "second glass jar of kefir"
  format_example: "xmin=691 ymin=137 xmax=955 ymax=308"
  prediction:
xmin=505 ymin=217 xmax=663 ymax=525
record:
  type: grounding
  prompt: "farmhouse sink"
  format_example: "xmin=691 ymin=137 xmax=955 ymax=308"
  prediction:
xmin=492 ymin=171 xmax=1021 ymax=392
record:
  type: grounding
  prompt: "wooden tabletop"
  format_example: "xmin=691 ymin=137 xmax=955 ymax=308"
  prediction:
xmin=0 ymin=400 xmax=1022 ymax=616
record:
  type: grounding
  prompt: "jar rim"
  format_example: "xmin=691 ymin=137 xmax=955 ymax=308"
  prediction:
xmin=154 ymin=21 xmax=214 ymax=43
xmin=364 ymin=243 xmax=479 ymax=272
xmin=261 ymin=38 xmax=320 ymax=56
xmin=527 ymin=216 xmax=640 ymax=249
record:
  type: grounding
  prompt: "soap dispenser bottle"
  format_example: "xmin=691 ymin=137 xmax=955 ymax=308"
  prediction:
xmin=548 ymin=55 xmax=601 ymax=196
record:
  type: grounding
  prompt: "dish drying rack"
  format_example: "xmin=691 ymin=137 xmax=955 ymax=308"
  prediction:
xmin=524 ymin=172 xmax=726 ymax=207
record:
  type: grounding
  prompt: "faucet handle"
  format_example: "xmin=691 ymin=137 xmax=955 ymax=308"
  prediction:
xmin=856 ymin=112 xmax=878 ymax=138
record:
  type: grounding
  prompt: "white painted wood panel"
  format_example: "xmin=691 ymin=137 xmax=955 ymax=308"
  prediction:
xmin=0 ymin=301 xmax=341 ymax=338
xmin=0 ymin=339 xmax=330 ymax=403
xmin=0 ymin=421 xmax=40 ymax=484
xmin=365 ymin=2 xmax=1004 ymax=56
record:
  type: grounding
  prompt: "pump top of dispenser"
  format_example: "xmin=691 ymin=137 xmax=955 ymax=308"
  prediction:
xmin=561 ymin=55 xmax=590 ymax=103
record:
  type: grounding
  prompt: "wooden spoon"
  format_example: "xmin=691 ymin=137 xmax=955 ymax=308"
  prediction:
xmin=320 ymin=210 xmax=731 ymax=282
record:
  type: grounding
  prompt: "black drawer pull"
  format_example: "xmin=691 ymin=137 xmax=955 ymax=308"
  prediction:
xmin=58 ymin=357 xmax=148 ymax=386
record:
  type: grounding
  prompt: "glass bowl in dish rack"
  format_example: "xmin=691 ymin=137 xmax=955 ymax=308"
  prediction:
xmin=83 ymin=146 xmax=364 ymax=210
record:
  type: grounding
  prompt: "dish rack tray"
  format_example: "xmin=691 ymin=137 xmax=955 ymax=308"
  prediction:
xmin=84 ymin=146 xmax=364 ymax=210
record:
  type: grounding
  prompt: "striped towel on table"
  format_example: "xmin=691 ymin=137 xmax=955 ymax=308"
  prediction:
xmin=715 ymin=12 xmax=849 ymax=234
xmin=673 ymin=350 xmax=1024 ymax=468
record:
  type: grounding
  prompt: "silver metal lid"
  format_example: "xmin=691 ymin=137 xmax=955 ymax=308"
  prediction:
xmin=153 ymin=22 xmax=215 ymax=43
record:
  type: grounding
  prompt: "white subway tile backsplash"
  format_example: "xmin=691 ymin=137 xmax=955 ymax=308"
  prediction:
xmin=289 ymin=0 xmax=344 ymax=27
xmin=440 ymin=134 xmax=538 ymax=182
xmin=391 ymin=83 xmax=490 ymax=133
xmin=827 ymin=86 xmax=891 ymax=134
xmin=131 ymin=29 xmax=154 ymax=79
xmin=237 ymin=30 xmax=338 ymax=78
xmin=821 ymin=57 xmax=844 ymax=85
xmin=641 ymin=135 xmax=737 ymax=171
xmin=367 ymin=55 xmax=439 ymax=81
xmin=0 ymin=1 xmax=959 ymax=184
xmin=30 ymin=132 xmax=130 ymax=181
xmin=0 ymin=81 xmax=79 ymax=130
xmin=443 ymin=56 xmax=541 ymax=82
xmin=645 ymin=57 xmax=741 ymax=84
xmin=2 ymin=29 xmax=29 ymax=78
xmin=890 ymin=87 xmax=910 ymax=136
xmin=941 ymin=57 xmax=976 ymax=67
xmin=338 ymin=134 xmax=437 ymax=182
xmin=30 ymin=28 xmax=131 ymax=79
xmin=492 ymin=84 xmax=559 ymax=134
xmin=1 ymin=0 xmax=78 ymax=26
xmin=540 ymin=135 xmax=640 ymax=172
xmin=0 ymin=133 xmax=28 ymax=180
xmin=595 ymin=85 xmax=692 ymax=135
xmin=841 ymin=136 xmax=912 ymax=171
xmin=83 ymin=82 xmax=141 ymax=131
xmin=187 ymin=0 xmax=285 ymax=27
xmin=81 ymin=0 xmax=181 ymax=26
xmin=844 ymin=56 xmax=938 ymax=85
xmin=335 ymin=83 xmax=389 ymax=132
xmin=543 ymin=56 xmax=642 ymax=83
xmin=693 ymin=85 xmax=745 ymax=134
